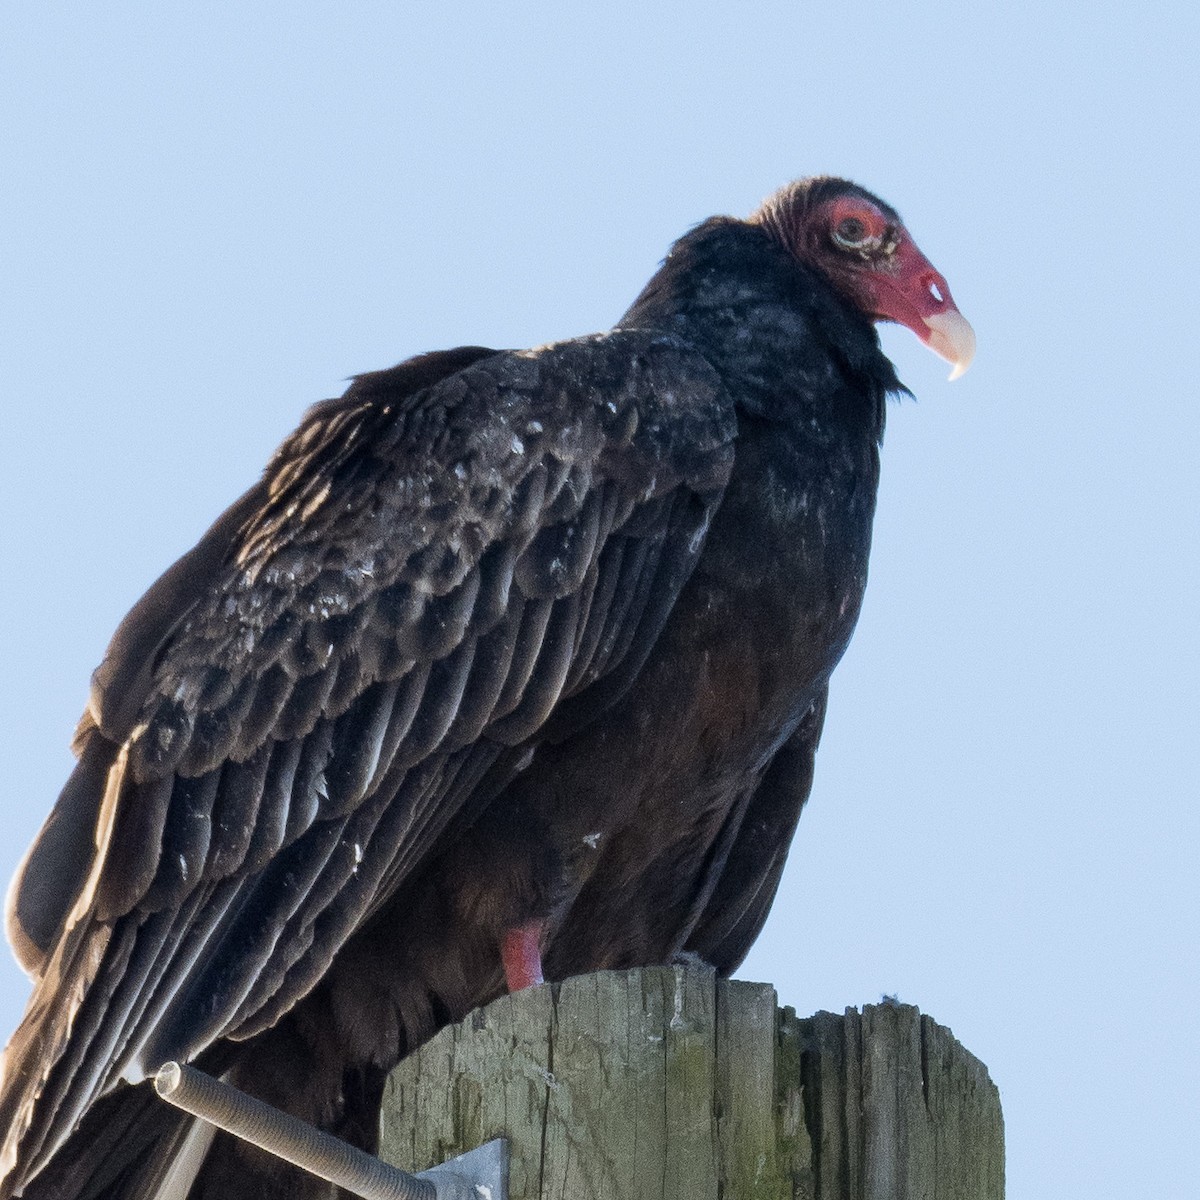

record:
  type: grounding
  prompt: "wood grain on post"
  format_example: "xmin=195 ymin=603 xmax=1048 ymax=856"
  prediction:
xmin=379 ymin=966 xmax=1003 ymax=1200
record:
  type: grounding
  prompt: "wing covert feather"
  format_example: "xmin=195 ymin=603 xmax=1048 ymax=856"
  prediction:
xmin=0 ymin=332 xmax=735 ymax=1193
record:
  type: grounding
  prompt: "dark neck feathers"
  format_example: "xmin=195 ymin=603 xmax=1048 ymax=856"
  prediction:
xmin=619 ymin=217 xmax=903 ymax=437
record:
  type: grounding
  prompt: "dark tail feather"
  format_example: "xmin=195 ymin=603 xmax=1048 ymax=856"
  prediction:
xmin=14 ymin=1063 xmax=359 ymax=1200
xmin=15 ymin=1081 xmax=202 ymax=1200
xmin=6 ymin=968 xmax=387 ymax=1200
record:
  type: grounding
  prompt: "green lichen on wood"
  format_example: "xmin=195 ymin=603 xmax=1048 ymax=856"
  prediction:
xmin=379 ymin=967 xmax=1003 ymax=1200
xmin=715 ymin=980 xmax=784 ymax=1200
xmin=775 ymin=1007 xmax=815 ymax=1200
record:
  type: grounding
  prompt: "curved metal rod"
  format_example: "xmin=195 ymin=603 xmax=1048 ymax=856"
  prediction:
xmin=155 ymin=1062 xmax=435 ymax=1200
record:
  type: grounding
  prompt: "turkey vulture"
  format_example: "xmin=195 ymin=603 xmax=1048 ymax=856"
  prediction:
xmin=0 ymin=176 xmax=972 ymax=1200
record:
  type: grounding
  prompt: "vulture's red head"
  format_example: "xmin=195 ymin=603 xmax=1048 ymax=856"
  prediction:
xmin=753 ymin=177 xmax=975 ymax=379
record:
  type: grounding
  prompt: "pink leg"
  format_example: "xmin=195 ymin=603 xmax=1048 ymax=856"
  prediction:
xmin=501 ymin=920 xmax=545 ymax=991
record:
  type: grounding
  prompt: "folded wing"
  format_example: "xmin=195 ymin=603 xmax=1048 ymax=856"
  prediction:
xmin=0 ymin=331 xmax=736 ymax=1194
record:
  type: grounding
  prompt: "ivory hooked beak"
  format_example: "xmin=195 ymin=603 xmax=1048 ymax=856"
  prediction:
xmin=922 ymin=309 xmax=976 ymax=381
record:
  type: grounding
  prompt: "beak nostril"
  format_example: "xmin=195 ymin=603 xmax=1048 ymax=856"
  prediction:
xmin=929 ymin=280 xmax=944 ymax=304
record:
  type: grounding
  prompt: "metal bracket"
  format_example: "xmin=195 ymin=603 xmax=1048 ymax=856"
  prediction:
xmin=155 ymin=1061 xmax=508 ymax=1200
xmin=417 ymin=1138 xmax=509 ymax=1200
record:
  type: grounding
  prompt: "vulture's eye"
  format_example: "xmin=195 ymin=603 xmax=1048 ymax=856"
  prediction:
xmin=837 ymin=218 xmax=866 ymax=242
xmin=832 ymin=216 xmax=883 ymax=252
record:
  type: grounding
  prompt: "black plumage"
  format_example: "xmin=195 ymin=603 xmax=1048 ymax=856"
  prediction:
xmin=0 ymin=177 xmax=971 ymax=1200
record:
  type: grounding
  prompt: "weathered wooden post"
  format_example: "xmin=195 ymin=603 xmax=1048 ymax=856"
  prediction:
xmin=379 ymin=966 xmax=1003 ymax=1200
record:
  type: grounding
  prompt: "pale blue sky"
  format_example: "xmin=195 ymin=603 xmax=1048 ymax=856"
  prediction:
xmin=2 ymin=4 xmax=1197 ymax=1197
